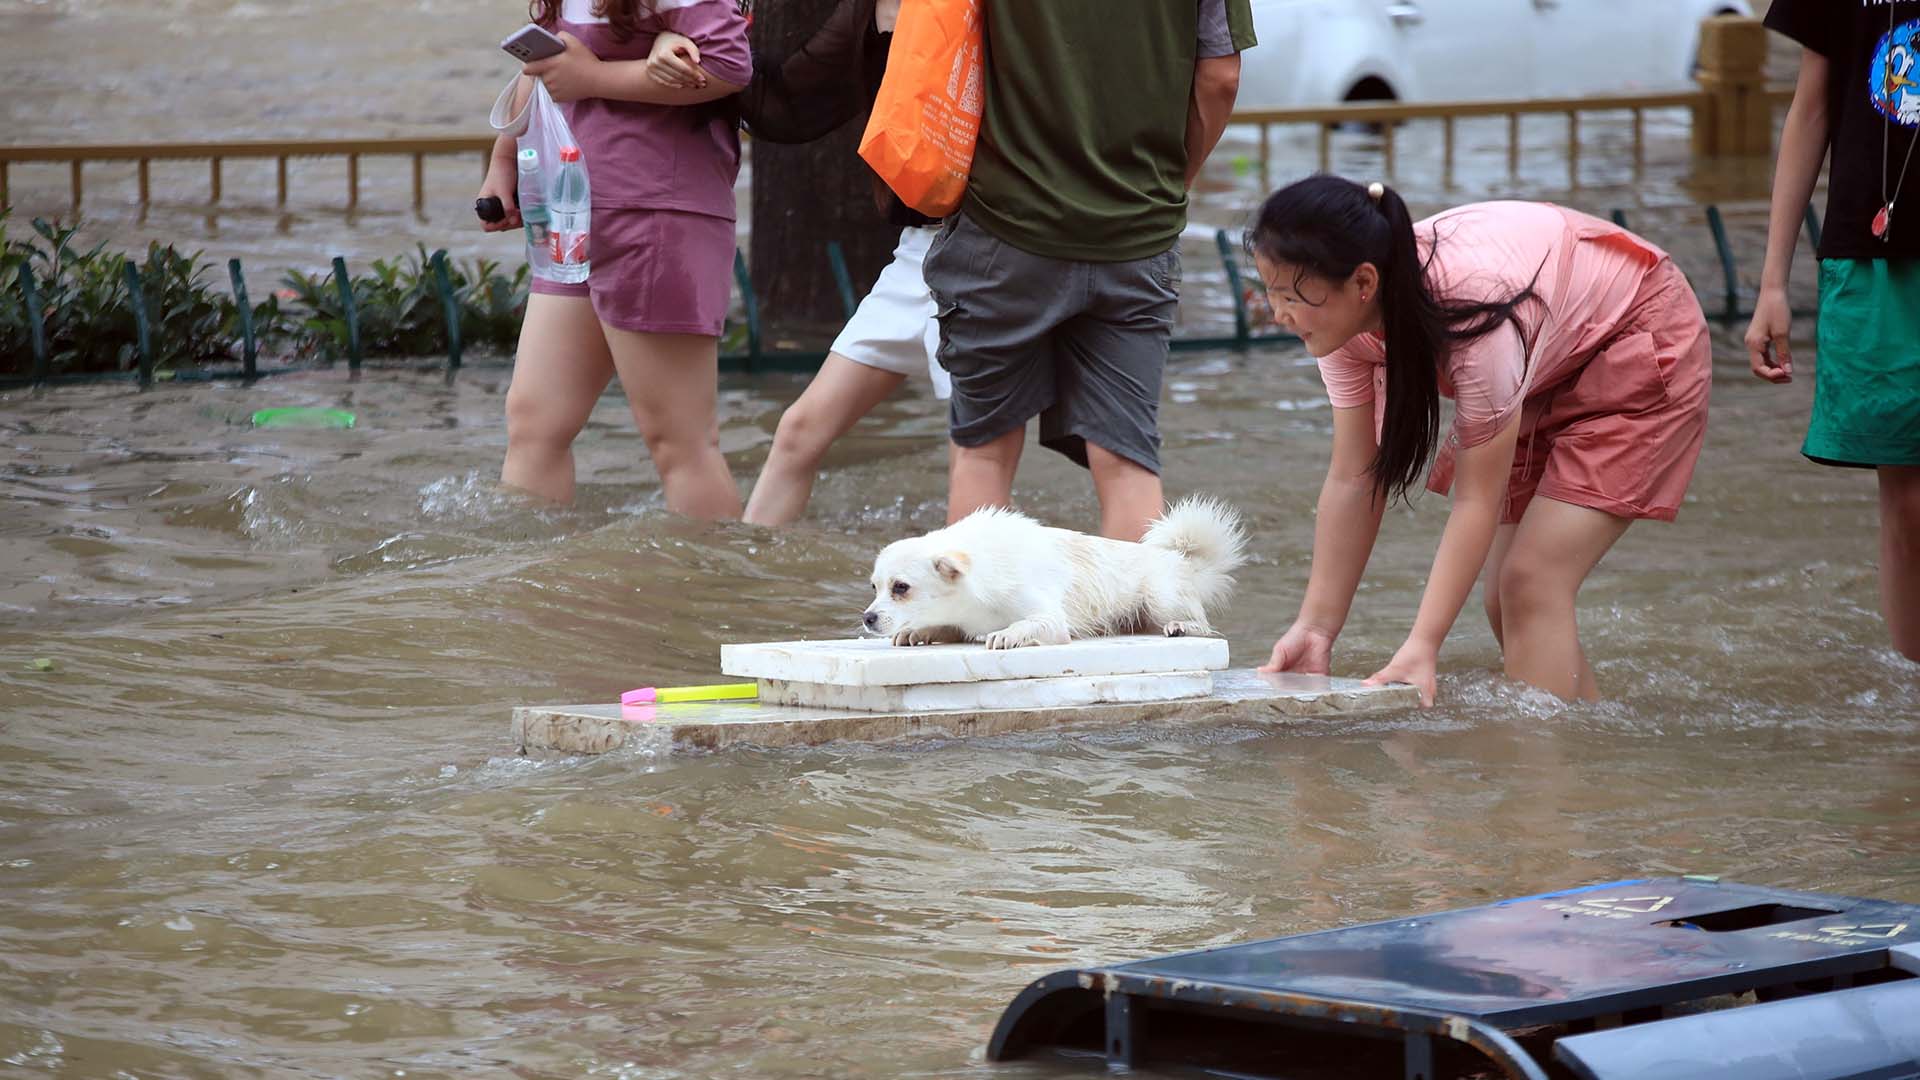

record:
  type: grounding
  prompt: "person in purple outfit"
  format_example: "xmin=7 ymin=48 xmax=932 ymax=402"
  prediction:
xmin=477 ymin=0 xmax=750 ymax=517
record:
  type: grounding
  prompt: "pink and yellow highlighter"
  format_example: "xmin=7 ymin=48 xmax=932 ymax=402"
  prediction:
xmin=620 ymin=683 xmax=758 ymax=706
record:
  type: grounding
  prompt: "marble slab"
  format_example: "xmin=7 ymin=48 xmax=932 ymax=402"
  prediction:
xmin=512 ymin=668 xmax=1419 ymax=757
xmin=760 ymin=670 xmax=1212 ymax=712
xmin=720 ymin=635 xmax=1228 ymax=687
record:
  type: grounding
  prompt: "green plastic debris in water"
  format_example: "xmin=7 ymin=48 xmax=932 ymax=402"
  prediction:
xmin=29 ymin=658 xmax=56 ymax=672
xmin=250 ymin=407 xmax=356 ymax=430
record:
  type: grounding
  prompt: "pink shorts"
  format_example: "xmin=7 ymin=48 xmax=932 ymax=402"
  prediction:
xmin=1429 ymin=260 xmax=1711 ymax=524
xmin=530 ymin=208 xmax=736 ymax=336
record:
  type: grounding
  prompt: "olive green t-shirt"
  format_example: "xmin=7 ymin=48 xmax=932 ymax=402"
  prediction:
xmin=963 ymin=0 xmax=1256 ymax=263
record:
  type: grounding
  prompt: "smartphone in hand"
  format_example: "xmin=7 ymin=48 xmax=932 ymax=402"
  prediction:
xmin=502 ymin=23 xmax=567 ymax=63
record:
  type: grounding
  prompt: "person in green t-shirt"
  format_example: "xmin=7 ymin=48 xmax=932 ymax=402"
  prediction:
xmin=922 ymin=0 xmax=1256 ymax=541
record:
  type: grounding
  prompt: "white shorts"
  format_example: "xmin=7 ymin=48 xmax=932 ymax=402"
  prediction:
xmin=830 ymin=226 xmax=951 ymax=399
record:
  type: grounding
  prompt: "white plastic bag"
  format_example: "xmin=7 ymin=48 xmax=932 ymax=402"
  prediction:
xmin=489 ymin=76 xmax=591 ymax=283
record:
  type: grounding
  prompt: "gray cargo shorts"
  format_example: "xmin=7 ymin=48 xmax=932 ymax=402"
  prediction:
xmin=921 ymin=212 xmax=1181 ymax=473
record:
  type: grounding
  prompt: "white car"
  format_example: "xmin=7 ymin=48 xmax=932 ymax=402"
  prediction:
xmin=1237 ymin=0 xmax=1755 ymax=109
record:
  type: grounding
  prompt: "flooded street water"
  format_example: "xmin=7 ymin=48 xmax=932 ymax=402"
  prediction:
xmin=5 ymin=2 xmax=1920 ymax=1077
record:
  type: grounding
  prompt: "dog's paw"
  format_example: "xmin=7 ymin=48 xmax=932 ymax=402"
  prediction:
xmin=984 ymin=629 xmax=1029 ymax=650
xmin=892 ymin=626 xmax=958 ymax=647
xmin=1163 ymin=620 xmax=1210 ymax=638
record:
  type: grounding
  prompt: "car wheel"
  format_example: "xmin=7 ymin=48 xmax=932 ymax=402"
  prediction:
xmin=1343 ymin=77 xmax=1397 ymax=104
xmin=1338 ymin=77 xmax=1397 ymax=135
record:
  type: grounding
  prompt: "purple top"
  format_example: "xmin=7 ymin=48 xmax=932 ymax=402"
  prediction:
xmin=553 ymin=0 xmax=752 ymax=220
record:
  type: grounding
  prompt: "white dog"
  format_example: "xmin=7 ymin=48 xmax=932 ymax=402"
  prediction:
xmin=861 ymin=496 xmax=1247 ymax=649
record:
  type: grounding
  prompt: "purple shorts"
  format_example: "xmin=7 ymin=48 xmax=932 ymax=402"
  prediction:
xmin=530 ymin=208 xmax=736 ymax=337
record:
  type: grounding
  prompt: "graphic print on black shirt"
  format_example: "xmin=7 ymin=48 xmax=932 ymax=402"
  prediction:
xmin=1874 ymin=12 xmax=1920 ymax=125
xmin=1868 ymin=9 xmax=1920 ymax=237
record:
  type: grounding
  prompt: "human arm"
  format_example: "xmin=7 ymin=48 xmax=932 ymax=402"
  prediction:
xmin=1363 ymin=411 xmax=1521 ymax=706
xmin=726 ymin=0 xmax=881 ymax=143
xmin=768 ymin=0 xmax=878 ymax=97
xmin=646 ymin=31 xmax=708 ymax=90
xmin=1745 ymin=47 xmax=1831 ymax=384
xmin=476 ymin=76 xmax=536 ymax=233
xmin=650 ymin=0 xmax=878 ymax=96
xmin=1259 ymin=403 xmax=1386 ymax=675
xmin=525 ymin=31 xmax=744 ymax=104
xmin=1185 ymin=0 xmax=1251 ymax=186
xmin=1184 ymin=54 xmax=1241 ymax=187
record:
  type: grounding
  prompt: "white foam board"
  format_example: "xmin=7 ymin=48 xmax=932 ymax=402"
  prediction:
xmin=720 ymin=634 xmax=1228 ymax=687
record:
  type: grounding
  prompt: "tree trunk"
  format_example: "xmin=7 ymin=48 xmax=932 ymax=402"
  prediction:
xmin=747 ymin=0 xmax=899 ymax=348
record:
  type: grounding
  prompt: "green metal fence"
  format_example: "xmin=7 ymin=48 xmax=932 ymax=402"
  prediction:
xmin=1 ymin=206 xmax=1819 ymax=388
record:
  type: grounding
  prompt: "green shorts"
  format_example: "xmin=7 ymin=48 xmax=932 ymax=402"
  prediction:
xmin=1808 ymin=258 xmax=1920 ymax=469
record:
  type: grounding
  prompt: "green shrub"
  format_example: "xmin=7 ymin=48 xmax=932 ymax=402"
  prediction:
xmin=451 ymin=255 xmax=529 ymax=351
xmin=282 ymin=247 xmax=528 ymax=361
xmin=2 ymin=220 xmax=532 ymax=376
xmin=1 ymin=214 xmax=306 ymax=376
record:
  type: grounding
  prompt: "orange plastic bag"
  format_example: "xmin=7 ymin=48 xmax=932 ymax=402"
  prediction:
xmin=857 ymin=0 xmax=985 ymax=218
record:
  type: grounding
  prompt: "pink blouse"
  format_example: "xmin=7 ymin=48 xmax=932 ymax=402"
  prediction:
xmin=1318 ymin=202 xmax=1669 ymax=449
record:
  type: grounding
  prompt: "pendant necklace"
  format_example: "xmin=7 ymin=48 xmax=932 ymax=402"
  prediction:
xmin=1876 ymin=1 xmax=1917 ymax=240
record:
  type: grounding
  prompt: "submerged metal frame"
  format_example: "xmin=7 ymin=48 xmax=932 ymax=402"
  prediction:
xmin=987 ymin=878 xmax=1920 ymax=1080
xmin=992 ymin=968 xmax=1551 ymax=1080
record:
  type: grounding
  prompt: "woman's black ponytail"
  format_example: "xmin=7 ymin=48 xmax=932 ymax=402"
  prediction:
xmin=1248 ymin=175 xmax=1542 ymax=501
xmin=1371 ymin=184 xmax=1443 ymax=502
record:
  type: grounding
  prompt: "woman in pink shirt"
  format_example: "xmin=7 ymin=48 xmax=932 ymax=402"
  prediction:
xmin=1251 ymin=175 xmax=1710 ymax=705
xmin=477 ymin=0 xmax=750 ymax=516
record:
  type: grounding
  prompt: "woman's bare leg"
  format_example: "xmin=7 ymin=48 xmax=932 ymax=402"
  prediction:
xmin=1496 ymin=497 xmax=1633 ymax=700
xmin=744 ymin=354 xmax=907 ymax=526
xmin=1879 ymin=465 xmax=1920 ymax=661
xmin=501 ymin=293 xmax=614 ymax=504
xmin=603 ymin=325 xmax=741 ymax=520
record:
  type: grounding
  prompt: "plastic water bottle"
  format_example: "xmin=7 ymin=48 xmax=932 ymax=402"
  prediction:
xmin=516 ymin=148 xmax=552 ymax=276
xmin=548 ymin=145 xmax=590 ymax=283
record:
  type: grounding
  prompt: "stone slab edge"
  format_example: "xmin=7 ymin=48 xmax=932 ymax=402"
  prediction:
xmin=512 ymin=673 xmax=1418 ymax=758
xmin=760 ymin=670 xmax=1213 ymax=712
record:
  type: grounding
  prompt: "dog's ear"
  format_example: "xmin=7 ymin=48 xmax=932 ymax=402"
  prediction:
xmin=933 ymin=552 xmax=969 ymax=582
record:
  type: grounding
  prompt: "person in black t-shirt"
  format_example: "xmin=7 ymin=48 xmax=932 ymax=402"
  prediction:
xmin=1749 ymin=0 xmax=1920 ymax=662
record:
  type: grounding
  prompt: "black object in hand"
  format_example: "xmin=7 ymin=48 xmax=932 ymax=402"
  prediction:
xmin=475 ymin=196 xmax=507 ymax=223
